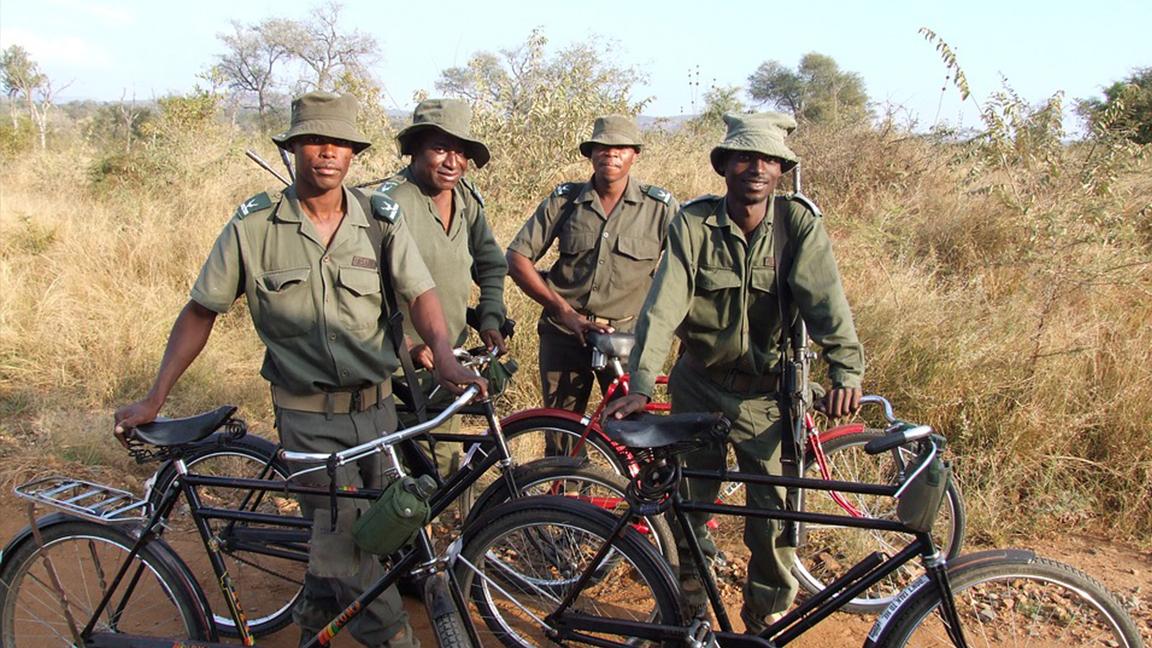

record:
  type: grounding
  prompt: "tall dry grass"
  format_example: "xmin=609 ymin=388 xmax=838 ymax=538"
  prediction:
xmin=0 ymin=102 xmax=1149 ymax=544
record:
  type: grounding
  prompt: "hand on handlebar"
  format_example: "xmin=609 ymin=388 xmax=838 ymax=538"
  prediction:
xmin=479 ymin=328 xmax=507 ymax=356
xmin=822 ymin=387 xmax=862 ymax=419
xmin=552 ymin=309 xmax=613 ymax=346
xmin=435 ymin=356 xmax=488 ymax=398
xmin=603 ymin=393 xmax=650 ymax=421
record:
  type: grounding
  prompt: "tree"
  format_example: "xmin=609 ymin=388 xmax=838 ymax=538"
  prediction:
xmin=1077 ymin=67 xmax=1152 ymax=145
xmin=281 ymin=1 xmax=378 ymax=92
xmin=211 ymin=19 xmax=292 ymax=131
xmin=688 ymin=85 xmax=745 ymax=133
xmin=1 ymin=46 xmax=45 ymax=130
xmin=747 ymin=52 xmax=869 ymax=123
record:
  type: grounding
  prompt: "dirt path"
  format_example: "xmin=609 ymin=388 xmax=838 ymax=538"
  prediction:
xmin=0 ymin=489 xmax=1147 ymax=646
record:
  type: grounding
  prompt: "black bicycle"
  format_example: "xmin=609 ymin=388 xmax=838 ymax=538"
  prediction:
xmin=0 ymin=364 xmax=673 ymax=647
xmin=454 ymin=411 xmax=1143 ymax=647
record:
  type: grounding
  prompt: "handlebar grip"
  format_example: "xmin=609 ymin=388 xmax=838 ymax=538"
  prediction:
xmin=863 ymin=423 xmax=934 ymax=455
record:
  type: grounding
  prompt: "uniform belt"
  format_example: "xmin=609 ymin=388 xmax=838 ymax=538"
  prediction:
xmin=581 ymin=312 xmax=634 ymax=327
xmin=681 ymin=353 xmax=779 ymax=394
xmin=270 ymin=383 xmax=391 ymax=416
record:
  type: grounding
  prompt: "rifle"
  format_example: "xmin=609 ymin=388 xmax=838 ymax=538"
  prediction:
xmin=245 ymin=149 xmax=291 ymax=187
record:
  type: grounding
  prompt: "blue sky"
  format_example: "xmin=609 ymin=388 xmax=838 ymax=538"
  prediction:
xmin=1 ymin=0 xmax=1147 ymax=133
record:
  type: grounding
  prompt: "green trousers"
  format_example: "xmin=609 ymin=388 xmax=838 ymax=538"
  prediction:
xmin=537 ymin=319 xmax=622 ymax=456
xmin=276 ymin=402 xmax=416 ymax=647
xmin=668 ymin=358 xmax=799 ymax=617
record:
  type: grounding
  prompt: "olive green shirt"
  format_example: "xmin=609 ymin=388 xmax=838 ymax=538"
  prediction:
xmin=191 ymin=185 xmax=436 ymax=394
xmin=629 ymin=194 xmax=864 ymax=397
xmin=373 ymin=167 xmax=507 ymax=346
xmin=507 ymin=177 xmax=677 ymax=324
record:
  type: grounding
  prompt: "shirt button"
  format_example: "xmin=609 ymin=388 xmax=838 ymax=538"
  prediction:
xmin=597 ymin=259 xmax=604 ymax=265
xmin=323 ymin=256 xmax=330 ymax=263
xmin=329 ymin=334 xmax=337 ymax=340
xmin=602 ymin=233 xmax=609 ymax=239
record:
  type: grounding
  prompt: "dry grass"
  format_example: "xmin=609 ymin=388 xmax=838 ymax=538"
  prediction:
xmin=1 ymin=113 xmax=1149 ymax=546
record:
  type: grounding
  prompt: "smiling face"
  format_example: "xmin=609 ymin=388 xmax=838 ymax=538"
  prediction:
xmin=410 ymin=131 xmax=469 ymax=195
xmin=722 ymin=150 xmax=783 ymax=207
xmin=291 ymin=135 xmax=355 ymax=196
xmin=589 ymin=144 xmax=638 ymax=187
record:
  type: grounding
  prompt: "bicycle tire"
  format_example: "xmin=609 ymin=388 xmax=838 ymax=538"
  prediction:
xmin=456 ymin=496 xmax=682 ymax=648
xmin=500 ymin=416 xmax=631 ymax=477
xmin=868 ymin=549 xmax=1143 ymax=648
xmin=793 ymin=428 xmax=966 ymax=614
xmin=0 ymin=517 xmax=212 ymax=646
xmin=463 ymin=457 xmax=678 ymax=568
xmin=146 ymin=433 xmax=305 ymax=637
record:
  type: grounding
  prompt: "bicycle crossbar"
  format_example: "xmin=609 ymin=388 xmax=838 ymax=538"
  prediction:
xmin=196 ymin=506 xmax=313 ymax=528
xmin=680 ymin=468 xmax=898 ymax=497
xmin=678 ymin=500 xmax=910 ymax=532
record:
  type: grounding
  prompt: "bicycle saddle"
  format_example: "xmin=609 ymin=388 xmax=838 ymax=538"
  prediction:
xmin=602 ymin=412 xmax=730 ymax=450
xmin=586 ymin=331 xmax=636 ymax=359
xmin=131 ymin=405 xmax=238 ymax=447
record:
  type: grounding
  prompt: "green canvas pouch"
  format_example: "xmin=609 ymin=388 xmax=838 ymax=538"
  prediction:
xmin=896 ymin=455 xmax=952 ymax=533
xmin=352 ymin=474 xmax=437 ymax=555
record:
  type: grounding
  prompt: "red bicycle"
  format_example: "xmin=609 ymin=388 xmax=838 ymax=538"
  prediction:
xmin=492 ymin=331 xmax=967 ymax=613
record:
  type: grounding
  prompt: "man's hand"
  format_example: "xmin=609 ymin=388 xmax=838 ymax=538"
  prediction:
xmin=479 ymin=329 xmax=507 ymax=356
xmin=822 ymin=387 xmax=862 ymax=419
xmin=409 ymin=343 xmax=436 ymax=370
xmin=603 ymin=393 xmax=650 ymax=421
xmin=113 ymin=396 xmax=163 ymax=447
xmin=552 ymin=309 xmax=613 ymax=345
xmin=435 ymin=357 xmax=488 ymax=398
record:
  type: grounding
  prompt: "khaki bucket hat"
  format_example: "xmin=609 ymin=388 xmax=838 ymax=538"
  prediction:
xmin=271 ymin=92 xmax=371 ymax=153
xmin=709 ymin=112 xmax=799 ymax=175
xmin=579 ymin=114 xmax=643 ymax=158
xmin=395 ymin=98 xmax=491 ymax=168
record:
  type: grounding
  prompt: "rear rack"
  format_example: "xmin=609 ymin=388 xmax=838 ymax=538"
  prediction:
xmin=15 ymin=477 xmax=148 ymax=524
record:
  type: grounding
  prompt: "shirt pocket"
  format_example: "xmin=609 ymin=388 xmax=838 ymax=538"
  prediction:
xmin=336 ymin=266 xmax=383 ymax=331
xmin=749 ymin=260 xmax=777 ymax=295
xmin=255 ymin=267 xmax=314 ymax=339
xmin=558 ymin=230 xmax=598 ymax=256
xmin=690 ymin=267 xmax=741 ymax=331
xmin=615 ymin=235 xmax=661 ymax=264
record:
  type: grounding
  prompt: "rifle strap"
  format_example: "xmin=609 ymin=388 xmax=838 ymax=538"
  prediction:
xmin=772 ymin=197 xmax=802 ymax=478
xmin=352 ymin=187 xmax=429 ymax=423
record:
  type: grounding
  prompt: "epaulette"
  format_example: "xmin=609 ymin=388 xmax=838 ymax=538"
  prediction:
xmin=552 ymin=182 xmax=580 ymax=198
xmin=785 ymin=192 xmax=823 ymax=218
xmin=370 ymin=185 xmax=403 ymax=223
xmin=641 ymin=184 xmax=673 ymax=205
xmin=461 ymin=177 xmax=485 ymax=207
xmin=681 ymin=194 xmax=719 ymax=208
xmin=233 ymin=192 xmax=274 ymax=219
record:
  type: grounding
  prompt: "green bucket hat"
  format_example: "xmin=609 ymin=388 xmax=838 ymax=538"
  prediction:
xmin=271 ymin=92 xmax=371 ymax=153
xmin=709 ymin=112 xmax=799 ymax=175
xmin=579 ymin=114 xmax=643 ymax=158
xmin=395 ymin=98 xmax=491 ymax=169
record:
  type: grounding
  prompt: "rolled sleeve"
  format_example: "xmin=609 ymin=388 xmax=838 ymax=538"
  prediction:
xmin=506 ymin=198 xmax=557 ymax=262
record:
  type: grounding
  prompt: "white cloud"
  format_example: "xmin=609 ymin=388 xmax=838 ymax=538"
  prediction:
xmin=0 ymin=28 xmax=113 ymax=69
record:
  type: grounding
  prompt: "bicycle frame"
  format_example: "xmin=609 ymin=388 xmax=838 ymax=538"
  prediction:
xmin=541 ymin=444 xmax=969 ymax=648
xmin=57 ymin=386 xmax=521 ymax=648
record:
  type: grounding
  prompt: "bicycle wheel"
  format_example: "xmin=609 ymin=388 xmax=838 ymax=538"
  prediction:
xmin=0 ymin=517 xmax=212 ymax=646
xmin=147 ymin=434 xmax=305 ymax=637
xmin=794 ymin=428 xmax=967 ymax=614
xmin=456 ymin=496 xmax=682 ymax=647
xmin=872 ymin=550 xmax=1143 ymax=647
xmin=500 ymin=416 xmax=631 ymax=477
xmin=464 ymin=457 xmax=678 ymax=565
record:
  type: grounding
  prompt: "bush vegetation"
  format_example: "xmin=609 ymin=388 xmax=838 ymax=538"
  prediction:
xmin=0 ymin=39 xmax=1149 ymax=546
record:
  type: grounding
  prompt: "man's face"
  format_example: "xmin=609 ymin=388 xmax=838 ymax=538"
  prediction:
xmin=292 ymin=135 xmax=355 ymax=194
xmin=411 ymin=132 xmax=469 ymax=194
xmin=590 ymin=144 xmax=638 ymax=186
xmin=723 ymin=151 xmax=783 ymax=206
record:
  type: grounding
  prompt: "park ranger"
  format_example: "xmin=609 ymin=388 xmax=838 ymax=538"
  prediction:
xmin=605 ymin=112 xmax=864 ymax=632
xmin=374 ymin=98 xmax=508 ymax=475
xmin=507 ymin=114 xmax=677 ymax=449
xmin=114 ymin=92 xmax=484 ymax=647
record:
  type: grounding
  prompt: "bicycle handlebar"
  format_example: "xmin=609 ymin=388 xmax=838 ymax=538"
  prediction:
xmin=280 ymin=384 xmax=482 ymax=470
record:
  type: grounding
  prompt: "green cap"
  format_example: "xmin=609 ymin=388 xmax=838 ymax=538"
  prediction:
xmin=709 ymin=112 xmax=799 ymax=175
xmin=395 ymin=98 xmax=491 ymax=169
xmin=579 ymin=114 xmax=643 ymax=158
xmin=271 ymin=92 xmax=371 ymax=153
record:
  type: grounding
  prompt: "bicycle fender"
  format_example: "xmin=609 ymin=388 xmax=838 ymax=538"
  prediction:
xmin=863 ymin=548 xmax=1038 ymax=647
xmin=0 ymin=512 xmax=75 ymax=570
xmin=499 ymin=407 xmax=591 ymax=427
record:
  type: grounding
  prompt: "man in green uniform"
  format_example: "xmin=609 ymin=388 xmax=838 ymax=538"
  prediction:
xmin=507 ymin=115 xmax=677 ymax=452
xmin=374 ymin=98 xmax=507 ymax=475
xmin=605 ymin=112 xmax=864 ymax=631
xmin=114 ymin=92 xmax=484 ymax=648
